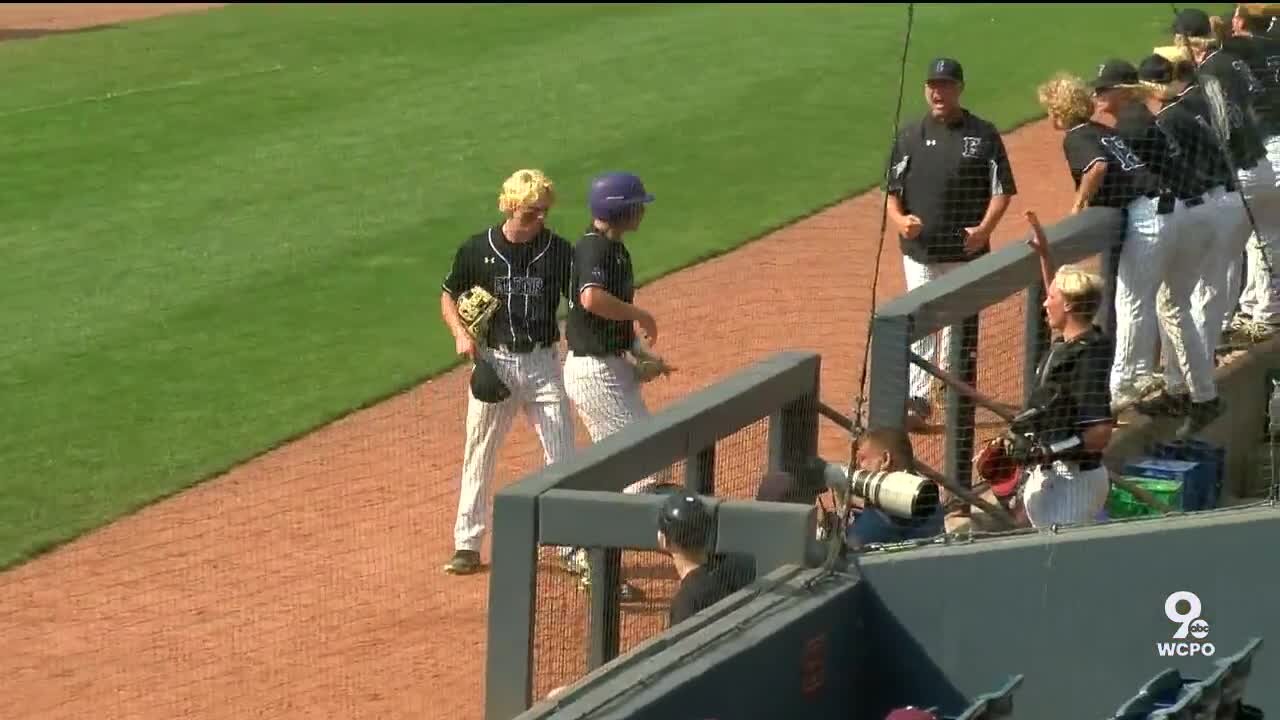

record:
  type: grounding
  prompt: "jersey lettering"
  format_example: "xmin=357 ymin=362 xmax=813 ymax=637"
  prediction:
xmin=1268 ymin=55 xmax=1280 ymax=86
xmin=495 ymin=276 xmax=544 ymax=297
xmin=1099 ymin=136 xmax=1144 ymax=172
xmin=1233 ymin=59 xmax=1265 ymax=95
xmin=961 ymin=136 xmax=983 ymax=158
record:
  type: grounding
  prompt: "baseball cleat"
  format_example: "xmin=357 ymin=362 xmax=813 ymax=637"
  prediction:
xmin=443 ymin=549 xmax=482 ymax=575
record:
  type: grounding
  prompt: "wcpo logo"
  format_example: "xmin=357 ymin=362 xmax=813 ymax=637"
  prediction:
xmin=1157 ymin=591 xmax=1215 ymax=657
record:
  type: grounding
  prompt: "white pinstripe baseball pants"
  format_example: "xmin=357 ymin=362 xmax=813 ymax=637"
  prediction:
xmin=1111 ymin=195 xmax=1179 ymax=400
xmin=1190 ymin=187 xmax=1249 ymax=353
xmin=1233 ymin=156 xmax=1280 ymax=325
xmin=453 ymin=346 xmax=576 ymax=553
xmin=563 ymin=351 xmax=674 ymax=492
xmin=1155 ymin=195 xmax=1220 ymax=403
xmin=1021 ymin=461 xmax=1110 ymax=529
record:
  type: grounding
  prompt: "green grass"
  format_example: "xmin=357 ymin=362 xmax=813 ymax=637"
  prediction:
xmin=0 ymin=3 xmax=1212 ymax=569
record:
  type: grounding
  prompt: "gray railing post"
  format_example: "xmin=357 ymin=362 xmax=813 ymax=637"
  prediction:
xmin=484 ymin=490 xmax=540 ymax=720
xmin=687 ymin=445 xmax=716 ymax=495
xmin=867 ymin=313 xmax=912 ymax=431
xmin=768 ymin=356 xmax=821 ymax=486
xmin=1023 ymin=281 xmax=1048 ymax=406
xmin=586 ymin=547 xmax=622 ymax=670
xmin=944 ymin=314 xmax=980 ymax=488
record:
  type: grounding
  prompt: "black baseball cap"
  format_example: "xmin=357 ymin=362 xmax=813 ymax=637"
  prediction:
xmin=1172 ymin=8 xmax=1213 ymax=37
xmin=1092 ymin=59 xmax=1139 ymax=90
xmin=1138 ymin=53 xmax=1175 ymax=84
xmin=926 ymin=57 xmax=964 ymax=84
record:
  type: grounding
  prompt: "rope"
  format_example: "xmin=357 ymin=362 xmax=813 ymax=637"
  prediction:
xmin=816 ymin=2 xmax=915 ymax=575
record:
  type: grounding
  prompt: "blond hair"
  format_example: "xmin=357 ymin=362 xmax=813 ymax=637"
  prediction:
xmin=497 ymin=169 xmax=556 ymax=214
xmin=1037 ymin=73 xmax=1093 ymax=128
xmin=1054 ymin=264 xmax=1104 ymax=319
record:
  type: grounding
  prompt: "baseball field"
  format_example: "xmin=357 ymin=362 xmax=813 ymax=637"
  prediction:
xmin=0 ymin=3 xmax=1225 ymax=719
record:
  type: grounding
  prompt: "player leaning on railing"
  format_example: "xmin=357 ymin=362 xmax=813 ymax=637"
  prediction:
xmin=974 ymin=212 xmax=1115 ymax=528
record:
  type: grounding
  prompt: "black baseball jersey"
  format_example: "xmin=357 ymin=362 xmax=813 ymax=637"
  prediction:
xmin=884 ymin=109 xmax=1017 ymax=264
xmin=442 ymin=225 xmax=572 ymax=348
xmin=1062 ymin=121 xmax=1162 ymax=208
xmin=668 ymin=564 xmax=738 ymax=627
xmin=1156 ymin=96 xmax=1235 ymax=195
xmin=566 ymin=229 xmax=635 ymax=356
xmin=1115 ymin=103 xmax=1184 ymax=195
xmin=1222 ymin=34 xmax=1280 ymax=135
xmin=1197 ymin=48 xmax=1269 ymax=169
xmin=1024 ymin=325 xmax=1114 ymax=469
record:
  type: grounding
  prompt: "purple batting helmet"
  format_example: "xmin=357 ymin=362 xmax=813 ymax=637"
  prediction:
xmin=588 ymin=172 xmax=654 ymax=221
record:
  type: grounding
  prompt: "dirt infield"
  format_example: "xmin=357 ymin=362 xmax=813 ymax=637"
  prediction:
xmin=0 ymin=6 xmax=1081 ymax=719
xmin=0 ymin=3 xmax=222 ymax=42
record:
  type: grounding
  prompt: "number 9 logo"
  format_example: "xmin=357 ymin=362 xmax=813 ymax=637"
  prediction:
xmin=1165 ymin=591 xmax=1202 ymax=639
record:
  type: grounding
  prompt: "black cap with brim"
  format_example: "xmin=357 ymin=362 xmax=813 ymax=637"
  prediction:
xmin=927 ymin=57 xmax=964 ymax=83
xmin=1092 ymin=58 xmax=1140 ymax=90
xmin=1138 ymin=53 xmax=1175 ymax=85
xmin=1172 ymin=7 xmax=1213 ymax=37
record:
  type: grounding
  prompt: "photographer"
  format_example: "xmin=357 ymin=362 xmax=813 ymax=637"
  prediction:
xmin=845 ymin=428 xmax=944 ymax=547
xmin=1005 ymin=212 xmax=1115 ymax=528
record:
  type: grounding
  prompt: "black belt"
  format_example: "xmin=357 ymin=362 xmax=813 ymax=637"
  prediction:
xmin=494 ymin=340 xmax=553 ymax=353
xmin=1144 ymin=192 xmax=1176 ymax=215
xmin=1181 ymin=194 xmax=1206 ymax=208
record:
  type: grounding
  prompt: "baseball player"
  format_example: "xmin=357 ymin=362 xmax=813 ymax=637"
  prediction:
xmin=1038 ymin=69 xmax=1174 ymax=411
xmin=1220 ymin=5 xmax=1280 ymax=337
xmin=440 ymin=169 xmax=576 ymax=575
xmin=1173 ymin=8 xmax=1280 ymax=341
xmin=1136 ymin=53 xmax=1244 ymax=435
xmin=883 ymin=57 xmax=1018 ymax=428
xmin=1100 ymin=58 xmax=1226 ymax=433
xmin=564 ymin=171 xmax=674 ymax=492
xmin=1014 ymin=217 xmax=1115 ymax=528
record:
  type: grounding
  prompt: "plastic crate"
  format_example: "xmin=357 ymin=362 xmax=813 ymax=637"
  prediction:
xmin=1120 ymin=458 xmax=1215 ymax=511
xmin=1151 ymin=440 xmax=1224 ymax=510
xmin=1107 ymin=478 xmax=1184 ymax=518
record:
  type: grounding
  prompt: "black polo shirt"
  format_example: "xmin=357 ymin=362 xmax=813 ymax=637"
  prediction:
xmin=1062 ymin=121 xmax=1162 ymax=209
xmin=883 ymin=109 xmax=1017 ymax=264
xmin=1222 ymin=34 xmax=1280 ymax=136
xmin=1197 ymin=49 xmax=1269 ymax=170
xmin=441 ymin=225 xmax=572 ymax=349
xmin=566 ymin=229 xmax=635 ymax=356
xmin=1023 ymin=325 xmax=1114 ymax=468
xmin=1156 ymin=96 xmax=1234 ymax=196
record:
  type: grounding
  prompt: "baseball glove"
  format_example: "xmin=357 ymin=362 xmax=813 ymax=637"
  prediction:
xmin=973 ymin=437 xmax=1024 ymax=499
xmin=629 ymin=338 xmax=674 ymax=384
xmin=457 ymin=286 xmax=500 ymax=343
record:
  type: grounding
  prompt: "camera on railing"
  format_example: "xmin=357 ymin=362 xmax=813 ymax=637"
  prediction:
xmin=819 ymin=460 xmax=940 ymax=521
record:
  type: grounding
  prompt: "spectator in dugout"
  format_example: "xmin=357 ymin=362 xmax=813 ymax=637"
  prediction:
xmin=656 ymin=492 xmax=751 ymax=628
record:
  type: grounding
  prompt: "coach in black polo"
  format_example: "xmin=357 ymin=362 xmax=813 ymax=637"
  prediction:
xmin=884 ymin=57 xmax=1018 ymax=425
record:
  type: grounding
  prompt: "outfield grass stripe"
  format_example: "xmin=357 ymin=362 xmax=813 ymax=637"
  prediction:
xmin=0 ymin=63 xmax=287 ymax=119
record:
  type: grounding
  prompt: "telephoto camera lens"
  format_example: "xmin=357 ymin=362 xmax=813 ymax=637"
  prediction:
xmin=821 ymin=462 xmax=940 ymax=520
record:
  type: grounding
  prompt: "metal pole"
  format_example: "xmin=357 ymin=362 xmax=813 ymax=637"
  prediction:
xmin=586 ymin=547 xmax=622 ymax=670
xmin=944 ymin=315 xmax=980 ymax=489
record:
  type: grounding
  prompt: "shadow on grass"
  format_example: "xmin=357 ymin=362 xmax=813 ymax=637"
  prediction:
xmin=0 ymin=24 xmax=120 ymax=43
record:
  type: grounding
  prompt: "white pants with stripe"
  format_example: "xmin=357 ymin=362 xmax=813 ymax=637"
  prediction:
xmin=902 ymin=256 xmax=963 ymax=402
xmin=1154 ymin=194 xmax=1220 ymax=402
xmin=1111 ymin=195 xmax=1179 ymax=399
xmin=563 ymin=351 xmax=673 ymax=492
xmin=1021 ymin=461 xmax=1110 ymax=529
xmin=453 ymin=346 xmax=575 ymax=553
xmin=1232 ymin=156 xmax=1280 ymax=325
xmin=1190 ymin=187 xmax=1250 ymax=352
